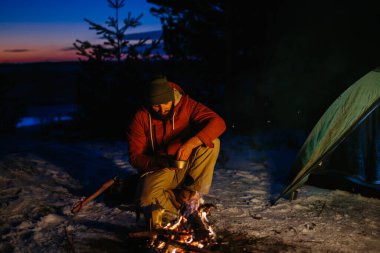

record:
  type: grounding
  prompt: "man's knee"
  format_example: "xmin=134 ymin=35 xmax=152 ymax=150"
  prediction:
xmin=213 ymin=138 xmax=220 ymax=146
xmin=138 ymin=169 xmax=174 ymax=205
xmin=197 ymin=138 xmax=220 ymax=161
xmin=197 ymin=138 xmax=220 ymax=153
xmin=212 ymin=138 xmax=220 ymax=153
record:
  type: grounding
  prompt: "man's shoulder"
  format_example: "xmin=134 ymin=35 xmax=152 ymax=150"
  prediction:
xmin=132 ymin=108 xmax=149 ymax=122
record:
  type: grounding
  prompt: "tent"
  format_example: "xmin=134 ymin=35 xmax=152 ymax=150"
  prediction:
xmin=275 ymin=67 xmax=380 ymax=203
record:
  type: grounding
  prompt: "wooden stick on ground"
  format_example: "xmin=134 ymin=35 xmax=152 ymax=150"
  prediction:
xmin=71 ymin=176 xmax=117 ymax=214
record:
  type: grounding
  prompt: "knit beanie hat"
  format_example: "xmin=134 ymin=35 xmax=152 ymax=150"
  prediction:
xmin=147 ymin=75 xmax=174 ymax=105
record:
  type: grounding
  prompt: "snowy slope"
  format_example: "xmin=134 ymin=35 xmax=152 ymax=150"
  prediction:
xmin=0 ymin=132 xmax=379 ymax=252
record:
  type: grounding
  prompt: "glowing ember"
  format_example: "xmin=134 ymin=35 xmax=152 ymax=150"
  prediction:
xmin=147 ymin=203 xmax=217 ymax=253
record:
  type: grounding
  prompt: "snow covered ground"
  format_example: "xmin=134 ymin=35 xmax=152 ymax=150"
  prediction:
xmin=0 ymin=130 xmax=379 ymax=252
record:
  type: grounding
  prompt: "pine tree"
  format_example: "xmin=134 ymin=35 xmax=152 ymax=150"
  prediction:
xmin=74 ymin=0 xmax=161 ymax=63
xmin=73 ymin=0 xmax=162 ymax=137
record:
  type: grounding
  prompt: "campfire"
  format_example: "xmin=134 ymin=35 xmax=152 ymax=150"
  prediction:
xmin=129 ymin=202 xmax=218 ymax=253
xmin=70 ymin=178 xmax=218 ymax=252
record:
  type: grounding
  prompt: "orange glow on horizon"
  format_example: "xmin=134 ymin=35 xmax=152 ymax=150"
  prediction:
xmin=0 ymin=40 xmax=162 ymax=63
xmin=0 ymin=49 xmax=80 ymax=63
xmin=0 ymin=23 xmax=88 ymax=63
xmin=0 ymin=22 xmax=162 ymax=64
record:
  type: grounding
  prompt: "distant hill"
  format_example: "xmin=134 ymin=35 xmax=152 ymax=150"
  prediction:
xmin=124 ymin=30 xmax=165 ymax=55
xmin=124 ymin=30 xmax=162 ymax=40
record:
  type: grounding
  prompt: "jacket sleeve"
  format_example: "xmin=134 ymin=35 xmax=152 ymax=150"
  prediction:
xmin=126 ymin=112 xmax=156 ymax=173
xmin=189 ymin=98 xmax=227 ymax=147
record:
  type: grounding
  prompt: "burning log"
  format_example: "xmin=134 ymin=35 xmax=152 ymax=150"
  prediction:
xmin=128 ymin=229 xmax=191 ymax=239
xmin=162 ymin=237 xmax=214 ymax=253
xmin=129 ymin=202 xmax=218 ymax=253
xmin=128 ymin=230 xmax=214 ymax=253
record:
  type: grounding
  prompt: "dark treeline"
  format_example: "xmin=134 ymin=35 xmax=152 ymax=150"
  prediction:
xmin=1 ymin=0 xmax=380 ymax=139
xmin=147 ymin=0 xmax=380 ymax=131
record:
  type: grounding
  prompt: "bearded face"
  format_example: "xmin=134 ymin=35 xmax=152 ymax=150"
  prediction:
xmin=149 ymin=101 xmax=174 ymax=121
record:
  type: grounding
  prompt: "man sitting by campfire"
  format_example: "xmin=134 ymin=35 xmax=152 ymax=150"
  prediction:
xmin=127 ymin=74 xmax=226 ymax=229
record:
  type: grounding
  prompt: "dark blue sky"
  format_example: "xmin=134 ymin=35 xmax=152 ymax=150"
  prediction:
xmin=0 ymin=0 xmax=161 ymax=63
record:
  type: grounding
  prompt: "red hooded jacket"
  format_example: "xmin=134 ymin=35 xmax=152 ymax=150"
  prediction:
xmin=127 ymin=82 xmax=226 ymax=173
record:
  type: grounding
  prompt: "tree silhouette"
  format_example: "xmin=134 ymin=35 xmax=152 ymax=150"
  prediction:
xmin=147 ymin=0 xmax=275 ymax=71
xmin=74 ymin=0 xmax=161 ymax=63
xmin=146 ymin=0 xmax=284 ymax=130
xmin=73 ymin=0 xmax=163 ymax=137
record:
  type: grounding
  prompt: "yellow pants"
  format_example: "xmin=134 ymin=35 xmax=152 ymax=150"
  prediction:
xmin=137 ymin=139 xmax=220 ymax=213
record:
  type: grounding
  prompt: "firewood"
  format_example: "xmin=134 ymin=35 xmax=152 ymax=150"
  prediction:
xmin=128 ymin=230 xmax=158 ymax=238
xmin=128 ymin=229 xmax=191 ymax=238
xmin=163 ymin=237 xmax=215 ymax=253
xmin=128 ymin=230 xmax=216 ymax=253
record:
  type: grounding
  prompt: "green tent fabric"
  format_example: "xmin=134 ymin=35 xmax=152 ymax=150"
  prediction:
xmin=276 ymin=67 xmax=380 ymax=202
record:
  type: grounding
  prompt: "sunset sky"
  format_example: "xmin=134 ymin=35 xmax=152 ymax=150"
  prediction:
xmin=0 ymin=0 xmax=161 ymax=63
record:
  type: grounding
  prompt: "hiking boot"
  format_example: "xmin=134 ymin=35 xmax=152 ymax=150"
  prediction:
xmin=161 ymin=210 xmax=180 ymax=226
xmin=142 ymin=204 xmax=165 ymax=229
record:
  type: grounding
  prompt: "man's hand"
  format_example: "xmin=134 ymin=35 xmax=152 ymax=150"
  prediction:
xmin=176 ymin=136 xmax=202 ymax=161
xmin=153 ymin=155 xmax=181 ymax=171
xmin=154 ymin=155 xmax=172 ymax=169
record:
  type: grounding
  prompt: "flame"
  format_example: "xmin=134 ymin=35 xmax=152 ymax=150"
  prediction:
xmin=148 ymin=202 xmax=217 ymax=252
xmin=201 ymin=211 xmax=216 ymax=240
